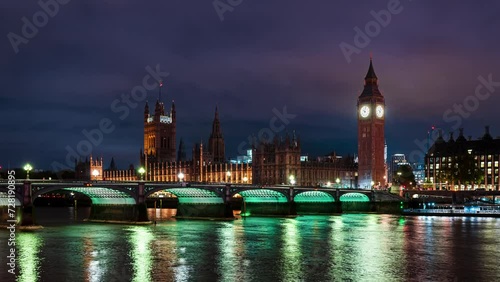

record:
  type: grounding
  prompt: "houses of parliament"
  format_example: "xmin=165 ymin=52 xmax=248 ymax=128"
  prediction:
xmin=78 ymin=59 xmax=389 ymax=187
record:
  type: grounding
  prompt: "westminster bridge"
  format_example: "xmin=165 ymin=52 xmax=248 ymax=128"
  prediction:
xmin=0 ymin=180 xmax=403 ymax=225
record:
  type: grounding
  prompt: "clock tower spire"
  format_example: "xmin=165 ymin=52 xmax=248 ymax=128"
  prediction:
xmin=357 ymin=58 xmax=386 ymax=189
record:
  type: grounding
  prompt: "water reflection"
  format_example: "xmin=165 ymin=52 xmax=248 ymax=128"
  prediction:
xmin=281 ymin=218 xmax=301 ymax=281
xmin=17 ymin=232 xmax=42 ymax=282
xmin=147 ymin=208 xmax=176 ymax=221
xmin=298 ymin=217 xmax=335 ymax=281
xmin=218 ymin=222 xmax=238 ymax=281
xmin=83 ymin=237 xmax=103 ymax=282
xmin=128 ymin=227 xmax=154 ymax=282
xmin=2 ymin=211 xmax=500 ymax=281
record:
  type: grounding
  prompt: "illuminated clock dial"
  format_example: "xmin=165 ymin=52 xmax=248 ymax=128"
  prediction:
xmin=360 ymin=105 xmax=370 ymax=118
xmin=376 ymin=105 xmax=384 ymax=118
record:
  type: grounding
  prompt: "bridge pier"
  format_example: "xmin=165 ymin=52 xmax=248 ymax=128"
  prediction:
xmin=288 ymin=187 xmax=296 ymax=215
xmin=20 ymin=181 xmax=36 ymax=226
xmin=335 ymin=189 xmax=342 ymax=213
xmin=224 ymin=185 xmax=233 ymax=217
xmin=135 ymin=182 xmax=148 ymax=222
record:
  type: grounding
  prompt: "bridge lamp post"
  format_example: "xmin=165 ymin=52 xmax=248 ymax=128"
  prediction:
xmin=178 ymin=172 xmax=185 ymax=182
xmin=24 ymin=164 xmax=33 ymax=180
xmin=138 ymin=167 xmax=146 ymax=181
xmin=243 ymin=176 xmax=248 ymax=183
xmin=336 ymin=178 xmax=340 ymax=188
xmin=371 ymin=181 xmax=375 ymax=190
xmin=92 ymin=169 xmax=99 ymax=182
xmin=289 ymin=175 xmax=296 ymax=186
xmin=226 ymin=171 xmax=231 ymax=183
xmin=326 ymin=181 xmax=331 ymax=187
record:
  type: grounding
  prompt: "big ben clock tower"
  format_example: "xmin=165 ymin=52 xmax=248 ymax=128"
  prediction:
xmin=357 ymin=58 xmax=385 ymax=189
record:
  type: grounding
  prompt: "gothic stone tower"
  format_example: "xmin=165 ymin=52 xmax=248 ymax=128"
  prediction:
xmin=252 ymin=133 xmax=300 ymax=185
xmin=144 ymin=82 xmax=177 ymax=163
xmin=357 ymin=59 xmax=386 ymax=188
xmin=208 ymin=106 xmax=225 ymax=163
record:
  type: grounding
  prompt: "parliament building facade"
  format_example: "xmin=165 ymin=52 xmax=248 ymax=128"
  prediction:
xmin=85 ymin=60 xmax=390 ymax=187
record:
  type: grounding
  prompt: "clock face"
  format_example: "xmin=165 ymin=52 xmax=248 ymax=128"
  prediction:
xmin=376 ymin=105 xmax=384 ymax=118
xmin=360 ymin=105 xmax=370 ymax=118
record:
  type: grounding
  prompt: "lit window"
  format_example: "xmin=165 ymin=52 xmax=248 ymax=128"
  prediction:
xmin=436 ymin=164 xmax=440 ymax=169
xmin=488 ymin=168 xmax=492 ymax=175
xmin=481 ymin=162 xmax=485 ymax=168
xmin=468 ymin=149 xmax=473 ymax=154
xmin=488 ymin=155 xmax=492 ymax=160
xmin=488 ymin=162 xmax=492 ymax=167
xmin=481 ymin=155 xmax=485 ymax=160
xmin=430 ymin=164 xmax=434 ymax=169
xmin=495 ymin=161 xmax=499 ymax=167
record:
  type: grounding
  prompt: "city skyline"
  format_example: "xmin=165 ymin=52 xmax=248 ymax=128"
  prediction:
xmin=2 ymin=1 xmax=500 ymax=170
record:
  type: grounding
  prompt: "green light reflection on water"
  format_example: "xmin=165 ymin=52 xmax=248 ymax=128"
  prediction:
xmin=17 ymin=232 xmax=42 ymax=282
xmin=218 ymin=222 xmax=237 ymax=281
xmin=128 ymin=227 xmax=154 ymax=282
xmin=281 ymin=218 xmax=301 ymax=281
xmin=332 ymin=214 xmax=403 ymax=280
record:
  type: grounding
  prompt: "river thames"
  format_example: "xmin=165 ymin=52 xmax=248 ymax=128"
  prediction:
xmin=1 ymin=207 xmax=499 ymax=281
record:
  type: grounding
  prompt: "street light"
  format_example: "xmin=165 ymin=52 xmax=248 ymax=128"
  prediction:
xmin=326 ymin=181 xmax=331 ymax=187
xmin=178 ymin=172 xmax=185 ymax=182
xmin=370 ymin=181 xmax=375 ymax=189
xmin=243 ymin=176 xmax=248 ymax=183
xmin=336 ymin=178 xmax=340 ymax=188
xmin=138 ymin=167 xmax=146 ymax=181
xmin=92 ymin=169 xmax=99 ymax=181
xmin=226 ymin=171 xmax=231 ymax=183
xmin=24 ymin=163 xmax=33 ymax=180
xmin=289 ymin=175 xmax=296 ymax=185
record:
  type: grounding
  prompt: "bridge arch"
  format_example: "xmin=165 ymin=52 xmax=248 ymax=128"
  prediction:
xmin=32 ymin=186 xmax=137 ymax=205
xmin=0 ymin=185 xmax=23 ymax=206
xmin=0 ymin=192 xmax=22 ymax=206
xmin=294 ymin=191 xmax=335 ymax=203
xmin=339 ymin=192 xmax=370 ymax=202
xmin=234 ymin=189 xmax=289 ymax=203
xmin=146 ymin=187 xmax=224 ymax=204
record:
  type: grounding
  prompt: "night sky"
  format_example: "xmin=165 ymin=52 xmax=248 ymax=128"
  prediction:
xmin=1 ymin=0 xmax=500 ymax=170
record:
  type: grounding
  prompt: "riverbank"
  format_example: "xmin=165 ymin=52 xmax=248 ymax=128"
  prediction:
xmin=0 ymin=225 xmax=44 ymax=231
xmin=83 ymin=219 xmax=153 ymax=225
